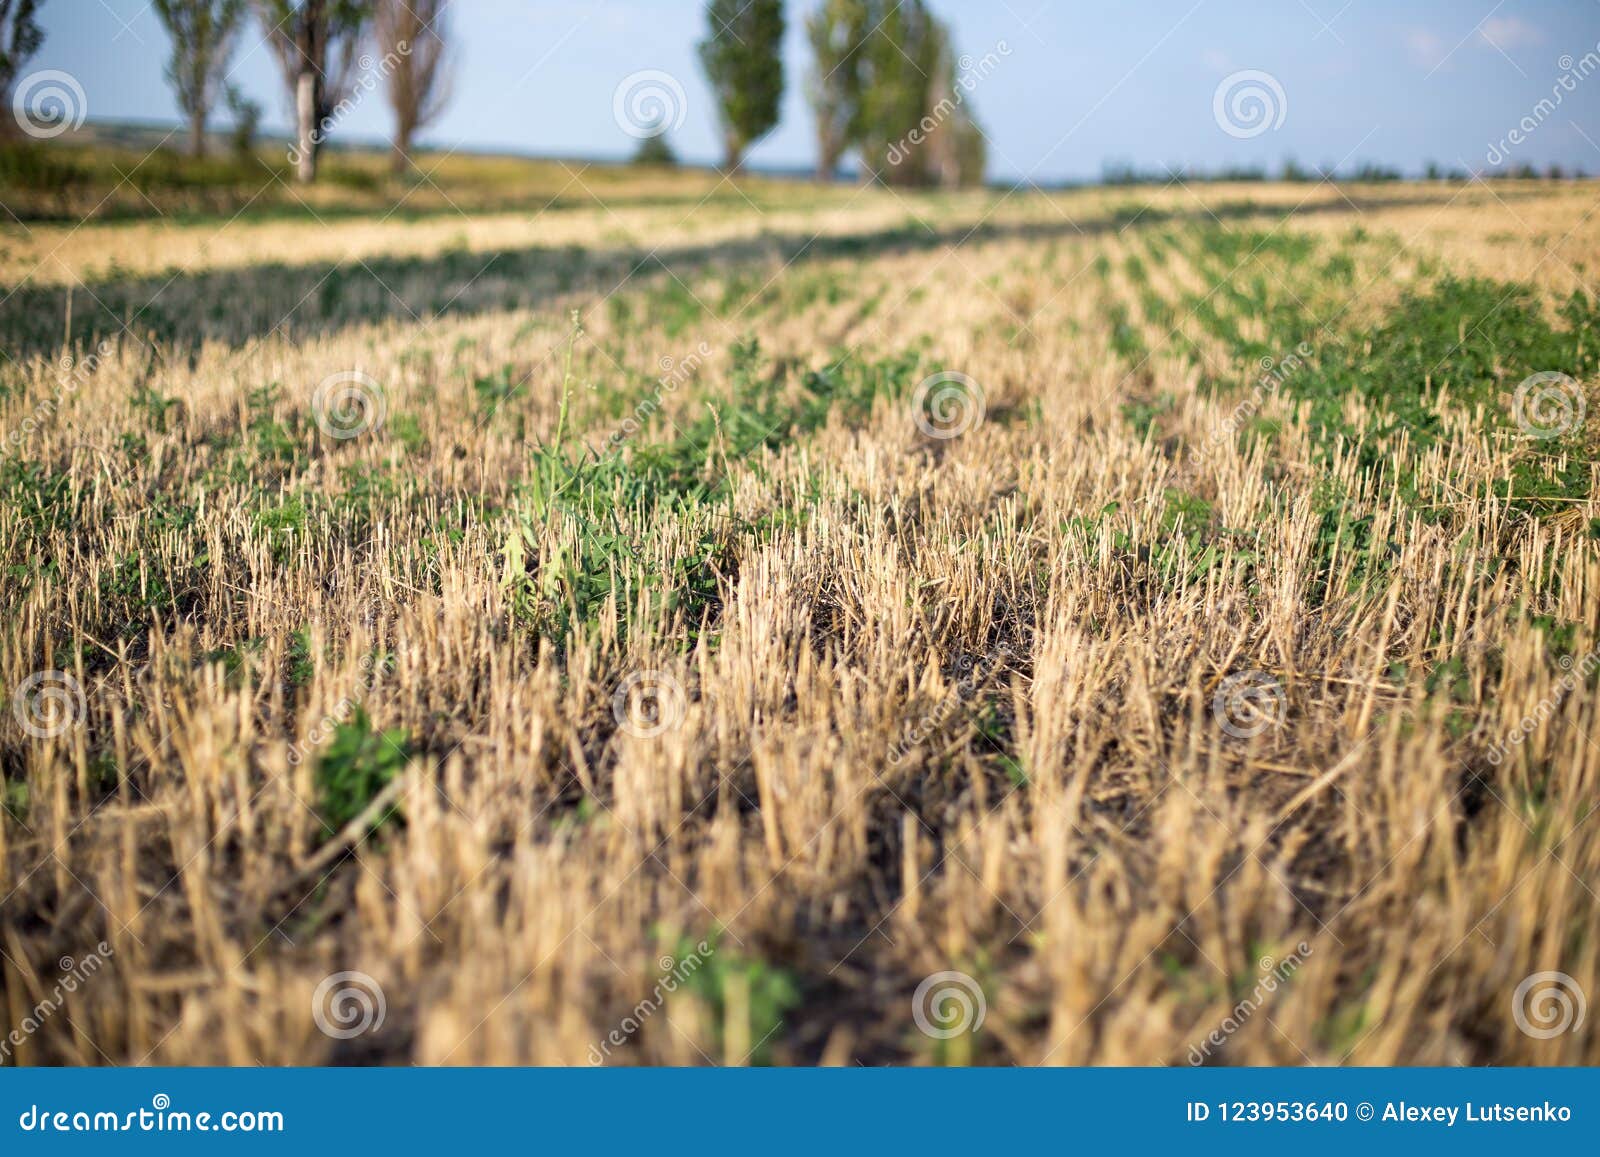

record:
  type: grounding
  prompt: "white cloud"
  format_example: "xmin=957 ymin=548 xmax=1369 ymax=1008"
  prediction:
xmin=1403 ymin=28 xmax=1447 ymax=69
xmin=1479 ymin=16 xmax=1542 ymax=51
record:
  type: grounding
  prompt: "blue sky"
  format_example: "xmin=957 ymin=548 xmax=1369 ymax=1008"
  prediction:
xmin=38 ymin=0 xmax=1600 ymax=179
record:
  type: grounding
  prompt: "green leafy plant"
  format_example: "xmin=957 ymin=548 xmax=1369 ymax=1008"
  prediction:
xmin=314 ymin=707 xmax=410 ymax=833
xmin=676 ymin=932 xmax=800 ymax=1066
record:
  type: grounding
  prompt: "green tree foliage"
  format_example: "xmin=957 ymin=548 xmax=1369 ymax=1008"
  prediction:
xmin=950 ymin=114 xmax=987 ymax=187
xmin=153 ymin=0 xmax=248 ymax=157
xmin=807 ymin=0 xmax=985 ymax=187
xmin=225 ymin=82 xmax=262 ymax=160
xmin=804 ymin=0 xmax=866 ymax=181
xmin=631 ymin=130 xmax=679 ymax=167
xmin=922 ymin=20 xmax=987 ymax=188
xmin=697 ymin=0 xmax=786 ymax=172
xmin=856 ymin=0 xmax=940 ymax=185
xmin=0 ymin=0 xmax=45 ymax=138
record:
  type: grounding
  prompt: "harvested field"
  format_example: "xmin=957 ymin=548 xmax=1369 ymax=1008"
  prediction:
xmin=2 ymin=166 xmax=1598 ymax=1066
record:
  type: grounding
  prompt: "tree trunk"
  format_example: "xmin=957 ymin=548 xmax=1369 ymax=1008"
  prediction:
xmin=723 ymin=135 xmax=743 ymax=174
xmin=295 ymin=71 xmax=318 ymax=183
xmin=815 ymin=136 xmax=839 ymax=183
xmin=189 ymin=109 xmax=207 ymax=159
xmin=390 ymin=123 xmax=413 ymax=176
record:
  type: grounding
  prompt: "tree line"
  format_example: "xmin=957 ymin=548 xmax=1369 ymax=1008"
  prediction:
xmin=183 ymin=0 xmax=451 ymax=182
xmin=700 ymin=0 xmax=987 ymax=185
xmin=2 ymin=2 xmax=1594 ymax=190
xmin=2 ymin=0 xmax=989 ymax=187
xmin=0 ymin=0 xmax=448 ymax=182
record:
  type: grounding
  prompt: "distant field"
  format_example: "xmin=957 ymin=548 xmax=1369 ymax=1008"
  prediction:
xmin=1 ymin=143 xmax=1597 ymax=1065
xmin=0 ymin=126 xmax=770 ymax=223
